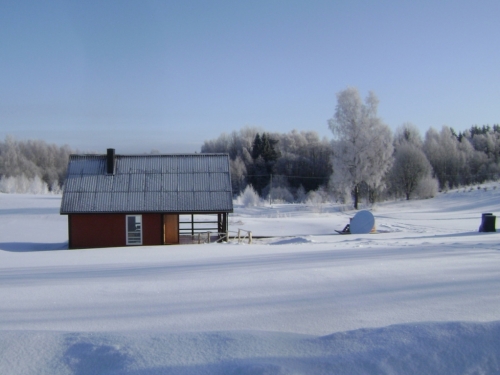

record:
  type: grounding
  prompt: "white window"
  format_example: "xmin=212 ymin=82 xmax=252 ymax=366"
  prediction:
xmin=126 ymin=215 xmax=142 ymax=245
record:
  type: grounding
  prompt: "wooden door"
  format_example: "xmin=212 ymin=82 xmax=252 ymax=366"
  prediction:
xmin=163 ymin=214 xmax=179 ymax=244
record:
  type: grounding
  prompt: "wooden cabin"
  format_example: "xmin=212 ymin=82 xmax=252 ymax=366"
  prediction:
xmin=60 ymin=149 xmax=233 ymax=249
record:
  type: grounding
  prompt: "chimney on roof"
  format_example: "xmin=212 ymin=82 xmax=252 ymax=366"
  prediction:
xmin=106 ymin=148 xmax=115 ymax=175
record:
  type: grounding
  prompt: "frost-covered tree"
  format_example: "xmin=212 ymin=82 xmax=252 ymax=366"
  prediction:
xmin=389 ymin=124 xmax=434 ymax=200
xmin=414 ymin=175 xmax=439 ymax=199
xmin=295 ymin=185 xmax=307 ymax=203
xmin=201 ymin=126 xmax=261 ymax=196
xmin=462 ymin=127 xmax=500 ymax=181
xmin=423 ymin=125 xmax=500 ymax=188
xmin=394 ymin=123 xmax=423 ymax=148
xmin=201 ymin=126 xmax=261 ymax=160
xmin=457 ymin=133 xmax=489 ymax=185
xmin=328 ymin=87 xmax=393 ymax=209
xmin=201 ymin=127 xmax=331 ymax=197
xmin=274 ymin=130 xmax=332 ymax=192
xmin=235 ymin=185 xmax=261 ymax=207
xmin=267 ymin=186 xmax=294 ymax=203
xmin=0 ymin=136 xmax=74 ymax=192
xmin=390 ymin=143 xmax=433 ymax=200
xmin=423 ymin=126 xmax=463 ymax=189
xmin=0 ymin=175 xmax=49 ymax=194
xmin=229 ymin=156 xmax=247 ymax=196
xmin=305 ymin=186 xmax=331 ymax=213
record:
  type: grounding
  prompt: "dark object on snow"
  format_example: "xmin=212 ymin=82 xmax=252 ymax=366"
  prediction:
xmin=338 ymin=224 xmax=350 ymax=234
xmin=479 ymin=213 xmax=496 ymax=232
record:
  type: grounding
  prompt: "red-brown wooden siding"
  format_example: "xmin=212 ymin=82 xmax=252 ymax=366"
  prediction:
xmin=69 ymin=213 xmax=163 ymax=249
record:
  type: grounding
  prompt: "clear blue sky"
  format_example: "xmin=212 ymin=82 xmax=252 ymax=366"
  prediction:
xmin=1 ymin=0 xmax=499 ymax=153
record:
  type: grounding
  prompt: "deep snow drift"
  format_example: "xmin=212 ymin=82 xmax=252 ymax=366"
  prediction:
xmin=1 ymin=187 xmax=500 ymax=374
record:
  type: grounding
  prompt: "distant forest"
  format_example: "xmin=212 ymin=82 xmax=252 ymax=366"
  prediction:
xmin=201 ymin=122 xmax=500 ymax=204
xmin=201 ymin=128 xmax=332 ymax=200
xmin=0 ymin=136 xmax=74 ymax=193
xmin=1 ymin=94 xmax=499 ymax=205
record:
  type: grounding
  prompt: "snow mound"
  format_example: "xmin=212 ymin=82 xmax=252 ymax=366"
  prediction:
xmin=2 ymin=321 xmax=500 ymax=375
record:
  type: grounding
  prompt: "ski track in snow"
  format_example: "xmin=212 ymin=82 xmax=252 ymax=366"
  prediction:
xmin=1 ymin=187 xmax=500 ymax=374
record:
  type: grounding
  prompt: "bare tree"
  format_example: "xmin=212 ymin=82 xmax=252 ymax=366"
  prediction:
xmin=328 ymin=87 xmax=393 ymax=209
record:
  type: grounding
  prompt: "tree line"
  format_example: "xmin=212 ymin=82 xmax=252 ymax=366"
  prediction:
xmin=2 ymin=87 xmax=498 ymax=203
xmin=0 ymin=136 xmax=74 ymax=193
xmin=201 ymin=128 xmax=333 ymax=201
xmin=203 ymin=87 xmax=500 ymax=207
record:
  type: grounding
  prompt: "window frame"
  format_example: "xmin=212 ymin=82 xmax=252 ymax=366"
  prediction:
xmin=126 ymin=214 xmax=143 ymax=245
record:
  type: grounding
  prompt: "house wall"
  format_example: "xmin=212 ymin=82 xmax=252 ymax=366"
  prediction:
xmin=143 ymin=214 xmax=163 ymax=245
xmin=69 ymin=213 xmax=163 ymax=249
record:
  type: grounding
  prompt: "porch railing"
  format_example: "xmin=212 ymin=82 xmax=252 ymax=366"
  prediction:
xmin=179 ymin=229 xmax=253 ymax=245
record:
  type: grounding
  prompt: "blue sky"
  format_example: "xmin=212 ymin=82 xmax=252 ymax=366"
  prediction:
xmin=1 ymin=0 xmax=499 ymax=153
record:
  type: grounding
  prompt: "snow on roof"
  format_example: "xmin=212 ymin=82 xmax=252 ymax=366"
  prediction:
xmin=60 ymin=153 xmax=233 ymax=214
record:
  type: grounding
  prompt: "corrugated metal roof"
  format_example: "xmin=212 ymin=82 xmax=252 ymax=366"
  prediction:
xmin=60 ymin=153 xmax=233 ymax=214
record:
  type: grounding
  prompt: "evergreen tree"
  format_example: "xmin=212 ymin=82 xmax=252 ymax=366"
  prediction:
xmin=251 ymin=133 xmax=263 ymax=160
xmin=249 ymin=132 xmax=280 ymax=195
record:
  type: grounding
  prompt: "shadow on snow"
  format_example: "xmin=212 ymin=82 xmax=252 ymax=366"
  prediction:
xmin=0 ymin=241 xmax=68 ymax=252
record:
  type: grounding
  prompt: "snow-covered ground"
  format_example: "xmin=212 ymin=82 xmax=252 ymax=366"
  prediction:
xmin=1 ymin=186 xmax=500 ymax=374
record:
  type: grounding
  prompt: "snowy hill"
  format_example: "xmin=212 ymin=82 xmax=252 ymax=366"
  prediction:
xmin=1 ymin=187 xmax=500 ymax=374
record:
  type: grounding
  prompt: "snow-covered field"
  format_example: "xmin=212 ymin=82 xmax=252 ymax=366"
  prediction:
xmin=1 ymin=187 xmax=500 ymax=374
